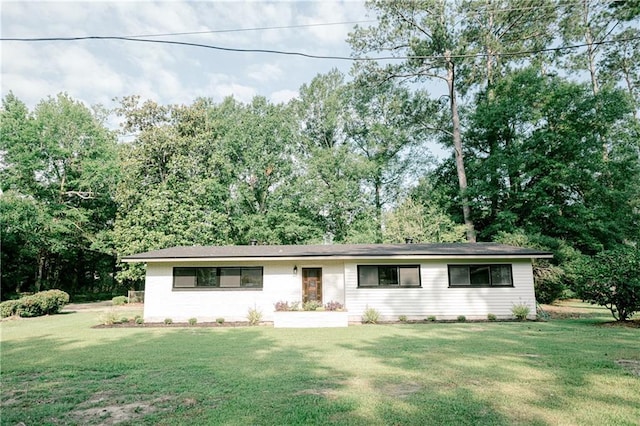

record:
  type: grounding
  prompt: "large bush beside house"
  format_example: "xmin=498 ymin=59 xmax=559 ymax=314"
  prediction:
xmin=0 ymin=290 xmax=70 ymax=318
xmin=574 ymin=246 xmax=640 ymax=322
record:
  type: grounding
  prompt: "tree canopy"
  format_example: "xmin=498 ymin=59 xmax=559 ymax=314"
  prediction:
xmin=1 ymin=1 xmax=638 ymax=302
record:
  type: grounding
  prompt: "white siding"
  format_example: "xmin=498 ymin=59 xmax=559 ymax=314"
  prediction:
xmin=344 ymin=259 xmax=536 ymax=321
xmin=143 ymin=260 xmax=346 ymax=323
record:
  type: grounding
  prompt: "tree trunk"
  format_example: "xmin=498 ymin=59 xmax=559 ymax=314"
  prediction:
xmin=583 ymin=0 xmax=599 ymax=96
xmin=374 ymin=176 xmax=383 ymax=243
xmin=446 ymin=52 xmax=476 ymax=242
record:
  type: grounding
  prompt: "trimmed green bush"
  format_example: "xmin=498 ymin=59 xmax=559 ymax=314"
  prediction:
xmin=112 ymin=296 xmax=127 ymax=306
xmin=247 ymin=307 xmax=262 ymax=325
xmin=7 ymin=290 xmax=70 ymax=318
xmin=0 ymin=300 xmax=21 ymax=318
xmin=362 ymin=306 xmax=380 ymax=324
xmin=216 ymin=317 xmax=225 ymax=324
xmin=487 ymin=313 xmax=497 ymax=321
xmin=511 ymin=303 xmax=531 ymax=321
xmin=302 ymin=300 xmax=322 ymax=311
xmin=426 ymin=315 xmax=436 ymax=322
xmin=135 ymin=317 xmax=144 ymax=325
xmin=457 ymin=315 xmax=466 ymax=322
xmin=164 ymin=318 xmax=173 ymax=325
xmin=188 ymin=317 xmax=197 ymax=326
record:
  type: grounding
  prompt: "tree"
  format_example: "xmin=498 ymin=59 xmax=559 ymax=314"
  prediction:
xmin=383 ymin=198 xmax=466 ymax=243
xmin=348 ymin=0 xmax=476 ymax=241
xmin=345 ymin=78 xmax=435 ymax=242
xmin=292 ymin=70 xmax=368 ymax=243
xmin=112 ymin=97 xmax=235 ymax=283
xmin=0 ymin=93 xmax=118 ymax=296
xmin=453 ymin=67 xmax=639 ymax=252
xmin=574 ymin=245 xmax=640 ymax=322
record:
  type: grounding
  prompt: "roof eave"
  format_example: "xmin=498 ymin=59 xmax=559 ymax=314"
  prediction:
xmin=121 ymin=253 xmax=553 ymax=263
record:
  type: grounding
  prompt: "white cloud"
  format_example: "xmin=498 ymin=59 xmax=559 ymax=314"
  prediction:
xmin=270 ymin=89 xmax=298 ymax=104
xmin=247 ymin=63 xmax=283 ymax=82
xmin=204 ymin=73 xmax=256 ymax=103
xmin=0 ymin=0 xmax=362 ymax=111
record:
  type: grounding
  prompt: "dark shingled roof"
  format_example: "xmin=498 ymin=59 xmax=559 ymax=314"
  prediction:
xmin=122 ymin=243 xmax=552 ymax=262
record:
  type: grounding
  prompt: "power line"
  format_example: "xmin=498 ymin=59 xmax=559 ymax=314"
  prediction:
xmin=126 ymin=20 xmax=377 ymax=38
xmin=2 ymin=34 xmax=638 ymax=61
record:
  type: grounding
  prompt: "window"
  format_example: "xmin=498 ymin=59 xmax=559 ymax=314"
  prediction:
xmin=448 ymin=265 xmax=513 ymax=287
xmin=173 ymin=267 xmax=263 ymax=290
xmin=357 ymin=265 xmax=421 ymax=287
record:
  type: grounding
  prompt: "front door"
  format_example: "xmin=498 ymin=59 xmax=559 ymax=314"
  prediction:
xmin=302 ymin=268 xmax=322 ymax=303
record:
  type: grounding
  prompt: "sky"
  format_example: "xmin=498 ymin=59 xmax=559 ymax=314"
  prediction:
xmin=1 ymin=0 xmax=370 ymax=111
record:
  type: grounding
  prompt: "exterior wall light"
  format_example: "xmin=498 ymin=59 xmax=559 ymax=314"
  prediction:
xmin=293 ymin=265 xmax=298 ymax=275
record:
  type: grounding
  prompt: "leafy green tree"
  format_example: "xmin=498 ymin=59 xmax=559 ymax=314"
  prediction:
xmin=346 ymin=79 xmax=435 ymax=242
xmin=1 ymin=93 xmax=118 ymax=296
xmin=383 ymin=198 xmax=466 ymax=243
xmin=574 ymin=245 xmax=640 ymax=322
xmin=112 ymin=97 xmax=235 ymax=283
xmin=348 ymin=0 xmax=476 ymax=241
xmin=455 ymin=68 xmax=639 ymax=252
xmin=292 ymin=70 xmax=368 ymax=242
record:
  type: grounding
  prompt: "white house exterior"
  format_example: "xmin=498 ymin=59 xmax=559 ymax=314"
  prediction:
xmin=121 ymin=243 xmax=552 ymax=325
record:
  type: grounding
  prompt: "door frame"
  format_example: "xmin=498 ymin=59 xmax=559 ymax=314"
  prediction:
xmin=301 ymin=267 xmax=323 ymax=303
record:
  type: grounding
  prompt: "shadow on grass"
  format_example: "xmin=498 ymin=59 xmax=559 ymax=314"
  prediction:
xmin=338 ymin=321 xmax=640 ymax=425
xmin=2 ymin=319 xmax=639 ymax=425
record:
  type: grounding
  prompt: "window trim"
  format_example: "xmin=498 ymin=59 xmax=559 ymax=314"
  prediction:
xmin=172 ymin=266 xmax=264 ymax=291
xmin=447 ymin=264 xmax=514 ymax=288
xmin=357 ymin=264 xmax=422 ymax=288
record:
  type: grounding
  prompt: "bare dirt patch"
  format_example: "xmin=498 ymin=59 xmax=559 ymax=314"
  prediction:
xmin=382 ymin=382 xmax=422 ymax=398
xmin=540 ymin=300 xmax=604 ymax=319
xmin=616 ymin=360 xmax=640 ymax=377
xmin=295 ymin=388 xmax=335 ymax=397
xmin=71 ymin=394 xmax=172 ymax=425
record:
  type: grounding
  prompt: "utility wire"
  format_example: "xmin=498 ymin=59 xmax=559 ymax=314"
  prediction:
xmin=126 ymin=20 xmax=377 ymax=38
xmin=2 ymin=34 xmax=639 ymax=61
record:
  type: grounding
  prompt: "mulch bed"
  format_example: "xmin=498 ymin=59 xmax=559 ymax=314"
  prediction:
xmin=92 ymin=321 xmax=260 ymax=329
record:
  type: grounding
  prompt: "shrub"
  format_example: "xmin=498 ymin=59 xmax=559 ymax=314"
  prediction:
xmin=40 ymin=290 xmax=70 ymax=314
xmin=573 ymin=246 xmax=640 ymax=322
xmin=457 ymin=315 xmax=466 ymax=322
xmin=112 ymin=296 xmax=127 ymax=306
xmin=135 ymin=317 xmax=144 ymax=325
xmin=324 ymin=301 xmax=344 ymax=311
xmin=18 ymin=294 xmax=46 ymax=317
xmin=216 ymin=317 xmax=225 ymax=324
xmin=362 ymin=306 xmax=380 ymax=324
xmin=13 ymin=289 xmax=70 ymax=317
xmin=426 ymin=315 xmax=436 ymax=322
xmin=303 ymin=300 xmax=322 ymax=311
xmin=188 ymin=317 xmax=197 ymax=326
xmin=99 ymin=310 xmax=118 ymax=325
xmin=289 ymin=301 xmax=301 ymax=311
xmin=487 ymin=313 xmax=497 ymax=321
xmin=274 ymin=300 xmax=291 ymax=312
xmin=247 ymin=307 xmax=262 ymax=325
xmin=164 ymin=318 xmax=173 ymax=325
xmin=120 ymin=317 xmax=129 ymax=324
xmin=399 ymin=315 xmax=408 ymax=322
xmin=0 ymin=300 xmax=21 ymax=318
xmin=511 ymin=303 xmax=531 ymax=321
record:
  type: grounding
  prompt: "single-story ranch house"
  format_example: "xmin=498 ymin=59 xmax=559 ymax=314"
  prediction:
xmin=122 ymin=243 xmax=552 ymax=326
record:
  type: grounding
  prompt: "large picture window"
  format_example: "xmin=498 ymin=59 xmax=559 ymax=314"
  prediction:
xmin=358 ymin=265 xmax=421 ymax=288
xmin=448 ymin=265 xmax=513 ymax=287
xmin=173 ymin=267 xmax=263 ymax=290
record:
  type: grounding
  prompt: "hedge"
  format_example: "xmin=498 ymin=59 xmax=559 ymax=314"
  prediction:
xmin=0 ymin=290 xmax=70 ymax=318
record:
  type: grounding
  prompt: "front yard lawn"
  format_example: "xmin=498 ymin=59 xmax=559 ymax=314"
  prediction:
xmin=1 ymin=303 xmax=639 ymax=425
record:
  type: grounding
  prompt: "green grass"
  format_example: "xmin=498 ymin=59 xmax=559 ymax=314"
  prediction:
xmin=1 ymin=304 xmax=639 ymax=425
